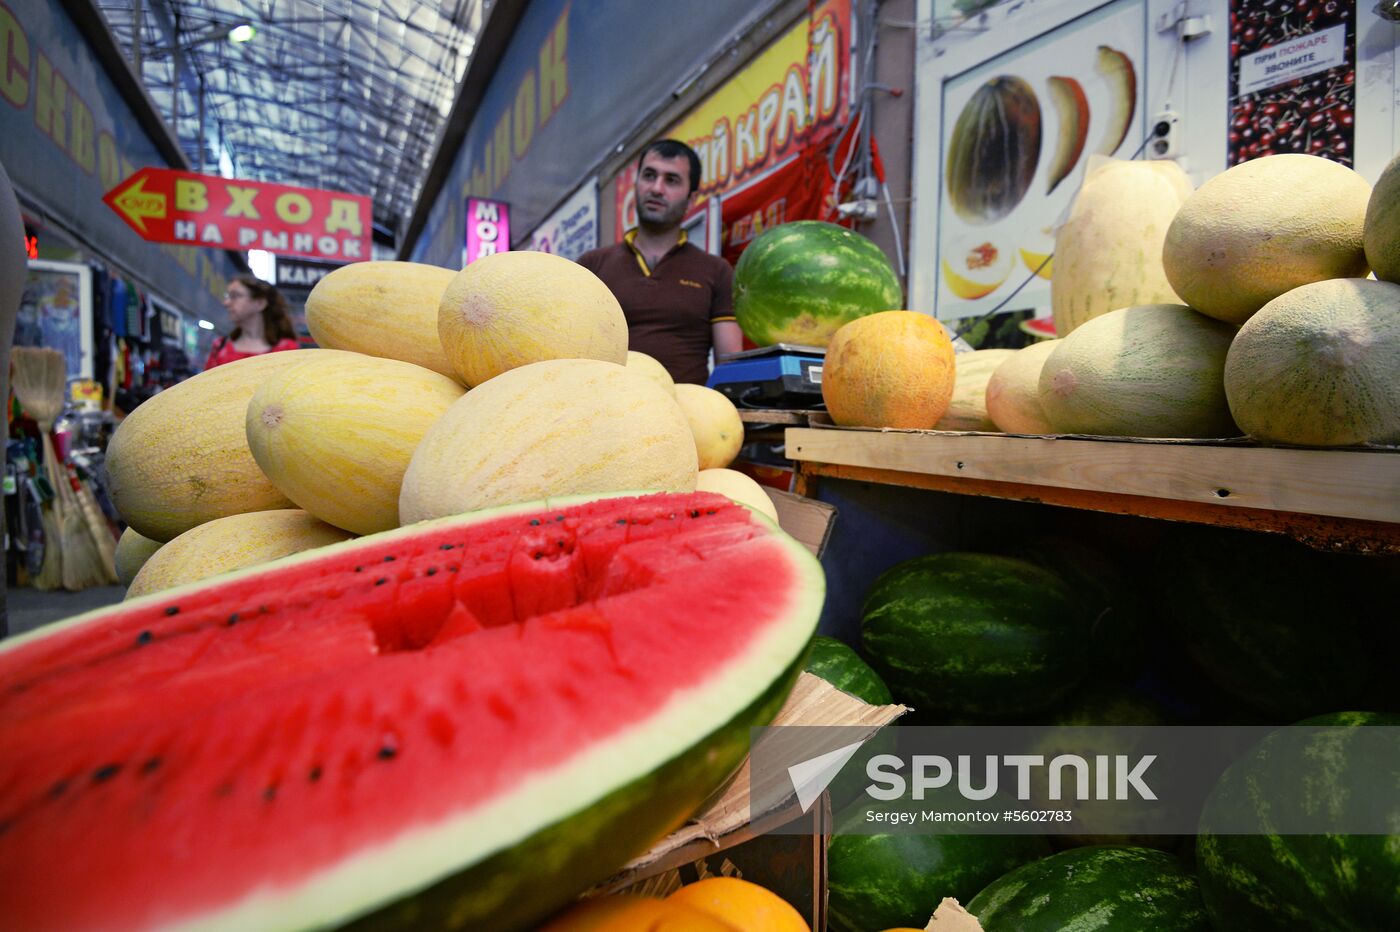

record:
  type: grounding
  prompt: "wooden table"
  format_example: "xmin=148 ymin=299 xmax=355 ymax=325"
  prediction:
xmin=786 ymin=427 xmax=1400 ymax=553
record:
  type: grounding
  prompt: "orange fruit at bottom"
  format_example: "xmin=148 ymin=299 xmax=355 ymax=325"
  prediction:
xmin=666 ymin=877 xmax=810 ymax=932
xmin=540 ymin=894 xmax=740 ymax=931
xmin=821 ymin=310 xmax=957 ymax=429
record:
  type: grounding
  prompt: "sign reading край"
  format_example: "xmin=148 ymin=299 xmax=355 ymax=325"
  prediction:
xmin=103 ymin=168 xmax=371 ymax=262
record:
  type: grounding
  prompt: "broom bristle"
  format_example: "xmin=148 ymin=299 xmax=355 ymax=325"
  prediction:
xmin=32 ymin=503 xmax=65 ymax=590
xmin=11 ymin=346 xmax=67 ymax=430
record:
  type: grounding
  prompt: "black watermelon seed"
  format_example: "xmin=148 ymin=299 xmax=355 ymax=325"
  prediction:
xmin=48 ymin=779 xmax=68 ymax=799
xmin=140 ymin=757 xmax=162 ymax=775
xmin=448 ymin=565 xmax=459 ymax=573
xmin=263 ymin=786 xmax=278 ymax=802
xmin=532 ymin=552 xmax=543 ymax=560
xmin=616 ymin=519 xmax=628 ymax=525
xmin=163 ymin=606 xmax=179 ymax=616
xmin=375 ymin=577 xmax=388 ymax=586
xmin=378 ymin=746 xmax=398 ymax=761
xmin=216 ymin=782 xmax=234 ymax=797
xmin=135 ymin=630 xmax=153 ymax=646
xmin=226 ymin=613 xmax=240 ymax=626
xmin=529 ymin=519 xmax=541 ymax=526
xmin=93 ymin=764 xmax=121 ymax=783
xmin=440 ymin=543 xmax=454 ymax=551
xmin=556 ymin=539 xmax=565 ymax=547
xmin=555 ymin=515 xmax=565 ymax=522
xmin=354 ymin=566 xmax=364 ymax=573
xmin=426 ymin=567 xmax=438 ymax=577
xmin=706 ymin=509 xmax=716 ymax=515
xmin=383 ymin=555 xmax=396 ymax=562
xmin=690 ymin=509 xmax=700 ymax=518
xmin=308 ymin=766 xmax=323 ymax=783
xmin=258 ymin=605 xmax=270 ymax=614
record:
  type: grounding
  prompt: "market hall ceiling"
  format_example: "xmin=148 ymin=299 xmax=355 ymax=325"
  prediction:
xmin=92 ymin=0 xmax=484 ymax=240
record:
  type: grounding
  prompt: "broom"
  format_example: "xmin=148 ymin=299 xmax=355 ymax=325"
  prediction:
xmin=11 ymin=347 xmax=67 ymax=589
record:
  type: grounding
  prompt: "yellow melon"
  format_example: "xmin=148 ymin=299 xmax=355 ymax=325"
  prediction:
xmin=1051 ymin=156 xmax=1194 ymax=336
xmin=695 ymin=468 xmax=780 ymax=522
xmin=1163 ymin=154 xmax=1372 ymax=325
xmin=674 ymin=383 xmax=744 ymax=469
xmin=399 ymin=359 xmax=696 ymax=522
xmin=985 ymin=339 xmax=1061 ymax=434
xmin=1225 ymin=278 xmax=1400 ymax=446
xmin=626 ymin=350 xmax=676 ymax=396
xmin=114 ymin=527 xmax=162 ymax=587
xmin=246 ymin=353 xmax=466 ymax=535
xmin=821 ymin=310 xmax=956 ymax=429
xmin=1364 ymin=152 xmax=1400 ymax=284
xmin=304 ymin=261 xmax=459 ymax=380
xmin=935 ymin=349 xmax=1017 ymax=431
xmin=125 ymin=509 xmax=354 ymax=599
xmin=1039 ymin=304 xmax=1239 ymax=438
xmin=437 ymin=251 xmax=628 ymax=387
xmin=106 ymin=350 xmax=317 ymax=542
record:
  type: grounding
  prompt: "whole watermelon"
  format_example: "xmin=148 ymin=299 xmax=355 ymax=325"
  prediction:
xmin=804 ymin=635 xmax=893 ymax=706
xmin=861 ymin=553 xmax=1089 ymax=718
xmin=1196 ymin=712 xmax=1400 ymax=931
xmin=828 ymin=819 xmax=1050 ymax=932
xmin=967 ymin=845 xmax=1212 ymax=931
xmin=733 ymin=221 xmax=902 ymax=348
xmin=1155 ymin=526 xmax=1392 ymax=720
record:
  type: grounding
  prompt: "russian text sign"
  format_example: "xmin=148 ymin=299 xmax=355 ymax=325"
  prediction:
xmin=465 ymin=197 xmax=511 ymax=264
xmin=103 ymin=168 xmax=371 ymax=262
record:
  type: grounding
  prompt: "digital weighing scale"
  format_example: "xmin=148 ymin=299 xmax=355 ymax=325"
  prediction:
xmin=705 ymin=344 xmax=826 ymax=409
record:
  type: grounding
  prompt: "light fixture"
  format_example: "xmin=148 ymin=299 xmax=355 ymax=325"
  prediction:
xmin=197 ymin=319 xmax=216 ymax=330
xmin=228 ymin=24 xmax=257 ymax=43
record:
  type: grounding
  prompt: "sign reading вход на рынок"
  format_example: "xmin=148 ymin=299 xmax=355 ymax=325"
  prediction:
xmin=103 ymin=168 xmax=371 ymax=262
xmin=1237 ymin=24 xmax=1347 ymax=96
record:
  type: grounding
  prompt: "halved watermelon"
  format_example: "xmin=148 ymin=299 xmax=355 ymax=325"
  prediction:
xmin=0 ymin=491 xmax=823 ymax=931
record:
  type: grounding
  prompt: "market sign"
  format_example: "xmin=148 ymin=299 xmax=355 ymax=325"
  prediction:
xmin=464 ymin=197 xmax=511 ymax=264
xmin=613 ymin=0 xmax=852 ymax=251
xmin=275 ymin=256 xmax=343 ymax=290
xmin=526 ymin=180 xmax=597 ymax=261
xmin=103 ymin=168 xmax=371 ymax=262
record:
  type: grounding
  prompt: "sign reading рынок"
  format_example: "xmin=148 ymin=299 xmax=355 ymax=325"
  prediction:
xmin=103 ymin=168 xmax=371 ymax=262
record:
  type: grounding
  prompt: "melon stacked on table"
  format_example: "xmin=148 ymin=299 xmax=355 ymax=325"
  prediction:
xmin=821 ymin=152 xmax=1399 ymax=449
xmin=102 ymin=251 xmax=761 ymax=594
xmin=1 ymin=253 xmax=824 ymax=931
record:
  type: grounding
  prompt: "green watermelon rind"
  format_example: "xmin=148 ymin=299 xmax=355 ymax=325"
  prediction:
xmin=860 ymin=552 xmax=1088 ymax=717
xmin=5 ymin=490 xmax=824 ymax=932
xmin=804 ymin=635 xmax=894 ymax=706
xmin=967 ymin=845 xmax=1212 ymax=931
xmin=733 ymin=221 xmax=903 ymax=347
xmin=1195 ymin=712 xmax=1400 ymax=932
xmin=826 ymin=829 xmax=1051 ymax=932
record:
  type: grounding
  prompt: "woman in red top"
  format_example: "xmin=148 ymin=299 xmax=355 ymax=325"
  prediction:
xmin=203 ymin=274 xmax=301 ymax=370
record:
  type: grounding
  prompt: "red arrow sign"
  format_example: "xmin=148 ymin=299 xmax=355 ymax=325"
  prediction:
xmin=103 ymin=168 xmax=372 ymax=262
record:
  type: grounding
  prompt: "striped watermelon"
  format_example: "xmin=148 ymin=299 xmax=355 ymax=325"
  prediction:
xmin=732 ymin=221 xmax=902 ymax=348
xmin=860 ymin=553 xmax=1089 ymax=718
xmin=828 ymin=820 xmax=1050 ymax=932
xmin=968 ymin=845 xmax=1211 ymax=930
xmin=1196 ymin=712 xmax=1400 ymax=931
xmin=804 ymin=635 xmax=893 ymax=706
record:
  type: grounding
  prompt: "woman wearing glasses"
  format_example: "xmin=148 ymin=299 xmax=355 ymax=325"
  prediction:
xmin=203 ymin=274 xmax=300 ymax=370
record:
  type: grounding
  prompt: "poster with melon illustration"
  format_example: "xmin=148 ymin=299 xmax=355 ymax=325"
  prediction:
xmin=935 ymin=0 xmax=1145 ymax=322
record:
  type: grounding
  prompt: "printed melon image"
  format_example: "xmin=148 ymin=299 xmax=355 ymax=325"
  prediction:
xmin=733 ymin=221 xmax=902 ymax=348
xmin=0 ymin=491 xmax=823 ymax=931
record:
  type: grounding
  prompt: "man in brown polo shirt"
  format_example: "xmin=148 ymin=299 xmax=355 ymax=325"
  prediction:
xmin=578 ymin=140 xmax=743 ymax=385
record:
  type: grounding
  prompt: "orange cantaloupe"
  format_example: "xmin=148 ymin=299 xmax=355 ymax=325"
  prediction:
xmin=821 ymin=311 xmax=956 ymax=429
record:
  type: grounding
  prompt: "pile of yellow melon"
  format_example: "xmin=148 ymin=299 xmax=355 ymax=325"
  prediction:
xmin=822 ymin=152 xmax=1399 ymax=447
xmin=107 ymin=252 xmax=767 ymax=595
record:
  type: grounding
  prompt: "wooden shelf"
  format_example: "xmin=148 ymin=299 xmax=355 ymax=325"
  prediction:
xmin=786 ymin=428 xmax=1400 ymax=552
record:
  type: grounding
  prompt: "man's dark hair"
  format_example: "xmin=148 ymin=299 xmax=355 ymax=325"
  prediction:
xmin=638 ymin=139 xmax=702 ymax=196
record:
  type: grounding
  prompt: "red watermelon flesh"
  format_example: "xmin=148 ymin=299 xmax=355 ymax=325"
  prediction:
xmin=0 ymin=492 xmax=823 ymax=931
